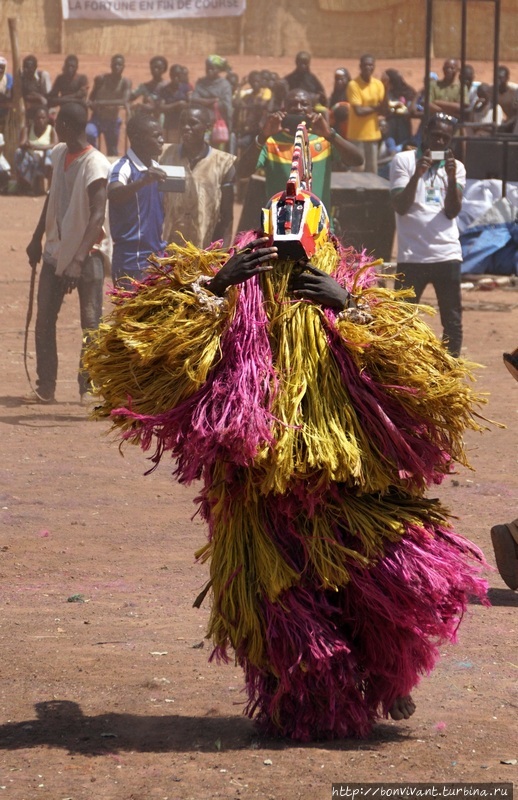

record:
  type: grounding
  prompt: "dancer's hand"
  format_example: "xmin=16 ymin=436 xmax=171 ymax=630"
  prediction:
xmin=290 ymin=264 xmax=349 ymax=310
xmin=207 ymin=238 xmax=278 ymax=296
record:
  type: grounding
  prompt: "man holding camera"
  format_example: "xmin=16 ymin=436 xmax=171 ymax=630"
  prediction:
xmin=236 ymin=88 xmax=363 ymax=216
xmin=108 ymin=113 xmax=167 ymax=288
xmin=390 ymin=112 xmax=465 ymax=358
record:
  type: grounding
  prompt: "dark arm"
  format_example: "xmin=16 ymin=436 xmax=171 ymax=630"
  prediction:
xmin=88 ymin=75 xmax=103 ymax=103
xmin=25 ymin=126 xmax=59 ymax=152
xmin=429 ymin=99 xmax=462 ymax=116
xmin=391 ymin=175 xmax=420 ymax=216
xmin=26 ymin=193 xmax=50 ymax=267
xmin=443 ymin=150 xmax=462 ymax=219
xmin=206 ymin=237 xmax=277 ymax=296
xmin=108 ymin=166 xmax=166 ymax=206
xmin=72 ymin=178 xmax=108 ymax=266
xmin=60 ymin=177 xmax=108 ymax=293
xmin=90 ymin=77 xmax=131 ymax=109
xmin=289 ymin=264 xmax=349 ymax=310
xmin=235 ymin=137 xmax=262 ymax=180
xmin=310 ymin=112 xmax=364 ymax=167
xmin=235 ymin=110 xmax=284 ymax=180
xmin=48 ymin=76 xmax=89 ymax=107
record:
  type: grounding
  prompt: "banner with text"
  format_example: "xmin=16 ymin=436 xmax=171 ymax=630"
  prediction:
xmin=62 ymin=0 xmax=246 ymax=20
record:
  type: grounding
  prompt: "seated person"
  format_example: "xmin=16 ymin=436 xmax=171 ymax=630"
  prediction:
xmin=495 ymin=65 xmax=518 ymax=133
xmin=461 ymin=64 xmax=481 ymax=112
xmin=14 ymin=105 xmax=58 ymax=195
xmin=496 ymin=65 xmax=518 ymax=120
xmin=467 ymin=83 xmax=503 ymax=136
xmin=381 ymin=68 xmax=416 ymax=146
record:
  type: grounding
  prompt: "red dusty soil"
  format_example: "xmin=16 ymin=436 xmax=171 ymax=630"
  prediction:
xmin=1 ymin=56 xmax=517 ymax=800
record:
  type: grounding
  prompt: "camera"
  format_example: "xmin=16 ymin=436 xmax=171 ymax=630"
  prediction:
xmin=430 ymin=150 xmax=446 ymax=161
xmin=157 ymin=165 xmax=186 ymax=193
xmin=282 ymin=114 xmax=312 ymax=135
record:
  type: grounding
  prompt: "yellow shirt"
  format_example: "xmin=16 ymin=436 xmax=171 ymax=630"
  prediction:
xmin=346 ymin=76 xmax=385 ymax=142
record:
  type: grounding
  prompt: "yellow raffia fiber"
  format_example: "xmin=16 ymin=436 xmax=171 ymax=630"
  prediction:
xmin=333 ymin=285 xmax=486 ymax=465
xmin=255 ymin=244 xmax=369 ymax=493
xmin=84 ymin=243 xmax=236 ymax=430
xmin=251 ymin=245 xmax=487 ymax=496
xmin=84 ymin=239 xmax=488 ymax=666
xmin=196 ymin=465 xmax=300 ymax=666
xmin=85 ymin=238 xmax=486 ymax=489
xmin=198 ymin=464 xmax=452 ymax=667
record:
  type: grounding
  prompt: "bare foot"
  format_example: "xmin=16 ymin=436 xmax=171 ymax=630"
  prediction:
xmin=389 ymin=695 xmax=416 ymax=720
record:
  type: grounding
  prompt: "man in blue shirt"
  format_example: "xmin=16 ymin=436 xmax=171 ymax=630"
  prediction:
xmin=109 ymin=114 xmax=166 ymax=287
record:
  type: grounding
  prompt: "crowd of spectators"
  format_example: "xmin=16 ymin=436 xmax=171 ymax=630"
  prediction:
xmin=1 ymin=50 xmax=517 ymax=196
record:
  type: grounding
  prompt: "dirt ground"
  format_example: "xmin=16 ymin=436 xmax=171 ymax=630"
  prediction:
xmin=1 ymin=55 xmax=518 ymax=800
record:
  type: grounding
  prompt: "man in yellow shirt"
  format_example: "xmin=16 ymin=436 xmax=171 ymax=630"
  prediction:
xmin=347 ymin=54 xmax=386 ymax=174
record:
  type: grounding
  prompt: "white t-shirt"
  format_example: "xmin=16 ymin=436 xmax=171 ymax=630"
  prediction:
xmin=472 ymin=103 xmax=503 ymax=127
xmin=390 ymin=149 xmax=466 ymax=264
xmin=44 ymin=143 xmax=111 ymax=276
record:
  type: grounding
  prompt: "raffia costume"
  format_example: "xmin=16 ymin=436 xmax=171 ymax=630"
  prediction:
xmin=85 ymin=129 xmax=487 ymax=741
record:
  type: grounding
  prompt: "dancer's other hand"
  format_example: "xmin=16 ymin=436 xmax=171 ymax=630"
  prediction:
xmin=207 ymin=238 xmax=278 ymax=296
xmin=290 ymin=263 xmax=349 ymax=309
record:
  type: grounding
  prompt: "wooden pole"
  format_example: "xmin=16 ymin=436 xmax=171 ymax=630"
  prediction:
xmin=424 ymin=0 xmax=433 ymax=128
xmin=238 ymin=11 xmax=246 ymax=56
xmin=5 ymin=17 xmax=25 ymax=167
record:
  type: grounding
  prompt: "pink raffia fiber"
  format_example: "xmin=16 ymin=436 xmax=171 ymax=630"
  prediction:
xmin=112 ymin=265 xmax=277 ymax=483
xmin=241 ymin=525 xmax=487 ymax=741
xmin=323 ymin=320 xmax=453 ymax=490
xmin=88 ymin=233 xmax=490 ymax=742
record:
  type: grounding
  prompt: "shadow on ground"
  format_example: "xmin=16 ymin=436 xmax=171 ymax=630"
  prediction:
xmin=0 ymin=395 xmax=89 ymax=425
xmin=0 ymin=700 xmax=409 ymax=755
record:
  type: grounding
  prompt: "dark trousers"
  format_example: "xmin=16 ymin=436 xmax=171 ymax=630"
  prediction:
xmin=86 ymin=116 xmax=122 ymax=157
xmin=35 ymin=255 xmax=104 ymax=398
xmin=396 ymin=260 xmax=463 ymax=358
